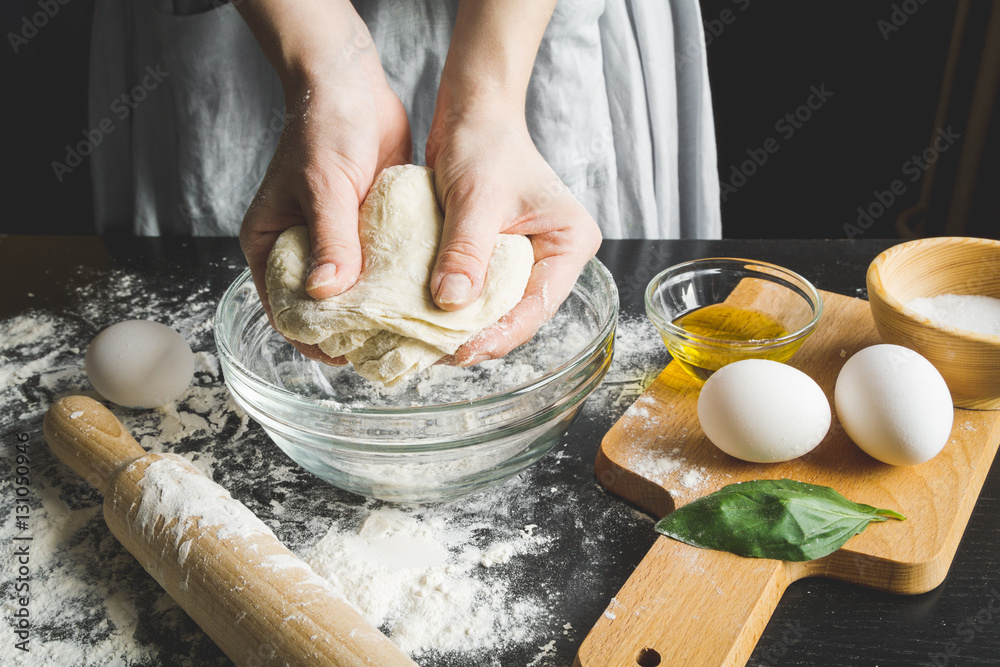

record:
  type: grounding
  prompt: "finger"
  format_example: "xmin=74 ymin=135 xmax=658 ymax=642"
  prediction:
xmin=430 ymin=186 xmax=504 ymax=311
xmin=241 ymin=190 xmax=298 ymax=323
xmin=240 ymin=216 xmax=345 ymax=367
xmin=240 ymin=225 xmax=279 ymax=323
xmin=302 ymin=170 xmax=365 ymax=300
xmin=454 ymin=253 xmax=582 ymax=365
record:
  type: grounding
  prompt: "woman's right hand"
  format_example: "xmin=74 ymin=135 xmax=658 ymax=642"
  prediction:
xmin=236 ymin=0 xmax=411 ymax=363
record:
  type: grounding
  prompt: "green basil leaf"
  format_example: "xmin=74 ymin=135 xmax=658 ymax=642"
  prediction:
xmin=654 ymin=479 xmax=906 ymax=562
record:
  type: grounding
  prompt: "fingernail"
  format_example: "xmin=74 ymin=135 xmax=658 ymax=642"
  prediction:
xmin=306 ymin=263 xmax=337 ymax=291
xmin=459 ymin=353 xmax=492 ymax=367
xmin=436 ymin=273 xmax=472 ymax=305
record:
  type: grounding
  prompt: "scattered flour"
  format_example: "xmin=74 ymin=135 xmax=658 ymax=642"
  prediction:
xmin=582 ymin=315 xmax=670 ymax=420
xmin=0 ymin=262 xmax=255 ymax=665
xmin=527 ymin=640 xmax=558 ymax=667
xmin=628 ymin=446 xmax=709 ymax=498
xmin=680 ymin=468 xmax=705 ymax=490
xmin=480 ymin=541 xmax=518 ymax=567
xmin=602 ymin=596 xmax=623 ymax=621
xmin=0 ymin=264 xmax=666 ymax=666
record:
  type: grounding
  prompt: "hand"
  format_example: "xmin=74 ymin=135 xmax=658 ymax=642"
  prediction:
xmin=423 ymin=0 xmax=598 ymax=366
xmin=426 ymin=99 xmax=601 ymax=366
xmin=236 ymin=1 xmax=411 ymax=363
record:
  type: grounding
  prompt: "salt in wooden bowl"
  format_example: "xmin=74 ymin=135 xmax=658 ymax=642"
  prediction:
xmin=867 ymin=236 xmax=1000 ymax=410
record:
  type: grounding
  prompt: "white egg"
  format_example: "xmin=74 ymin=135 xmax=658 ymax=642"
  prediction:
xmin=697 ymin=359 xmax=831 ymax=463
xmin=834 ymin=344 xmax=953 ymax=466
xmin=85 ymin=320 xmax=194 ymax=409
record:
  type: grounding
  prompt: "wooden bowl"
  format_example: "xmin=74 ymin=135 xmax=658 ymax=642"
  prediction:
xmin=867 ymin=236 xmax=1000 ymax=410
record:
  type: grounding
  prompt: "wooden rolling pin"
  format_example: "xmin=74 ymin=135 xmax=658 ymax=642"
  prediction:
xmin=43 ymin=395 xmax=416 ymax=667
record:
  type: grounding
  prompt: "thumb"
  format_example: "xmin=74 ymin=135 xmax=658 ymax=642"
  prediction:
xmin=430 ymin=199 xmax=503 ymax=311
xmin=303 ymin=173 xmax=365 ymax=300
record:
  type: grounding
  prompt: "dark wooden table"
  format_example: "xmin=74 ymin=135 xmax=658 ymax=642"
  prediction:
xmin=1 ymin=236 xmax=997 ymax=666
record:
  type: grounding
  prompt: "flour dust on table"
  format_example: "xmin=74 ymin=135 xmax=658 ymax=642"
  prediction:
xmin=0 ymin=262 xmax=663 ymax=666
xmin=581 ymin=314 xmax=672 ymax=419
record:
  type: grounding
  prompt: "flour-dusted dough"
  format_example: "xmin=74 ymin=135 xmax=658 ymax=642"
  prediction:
xmin=266 ymin=165 xmax=535 ymax=386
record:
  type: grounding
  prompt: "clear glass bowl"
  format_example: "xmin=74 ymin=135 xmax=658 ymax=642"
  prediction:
xmin=645 ymin=258 xmax=823 ymax=381
xmin=214 ymin=260 xmax=618 ymax=502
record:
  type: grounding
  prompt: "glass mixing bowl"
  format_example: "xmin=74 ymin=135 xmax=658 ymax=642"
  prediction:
xmin=645 ymin=258 xmax=823 ymax=381
xmin=214 ymin=259 xmax=617 ymax=502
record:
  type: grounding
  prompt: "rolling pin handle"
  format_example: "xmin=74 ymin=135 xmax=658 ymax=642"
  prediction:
xmin=44 ymin=395 xmax=146 ymax=494
xmin=43 ymin=394 xmax=418 ymax=667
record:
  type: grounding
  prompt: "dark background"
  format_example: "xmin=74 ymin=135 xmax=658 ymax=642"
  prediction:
xmin=702 ymin=0 xmax=998 ymax=241
xmin=4 ymin=1 xmax=998 ymax=239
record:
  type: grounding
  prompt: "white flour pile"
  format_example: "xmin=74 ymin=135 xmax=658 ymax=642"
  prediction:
xmin=306 ymin=507 xmax=549 ymax=657
xmin=0 ymin=260 xmax=666 ymax=666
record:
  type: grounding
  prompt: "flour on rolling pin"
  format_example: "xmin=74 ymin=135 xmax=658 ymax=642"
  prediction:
xmin=132 ymin=454 xmax=343 ymax=598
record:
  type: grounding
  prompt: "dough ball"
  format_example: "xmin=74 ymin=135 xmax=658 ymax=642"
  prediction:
xmin=85 ymin=320 xmax=194 ymax=408
xmin=265 ymin=165 xmax=534 ymax=386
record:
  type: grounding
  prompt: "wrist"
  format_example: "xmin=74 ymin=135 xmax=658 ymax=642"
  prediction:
xmin=433 ymin=70 xmax=526 ymax=127
xmin=236 ymin=0 xmax=381 ymax=106
xmin=434 ymin=0 xmax=555 ymax=133
xmin=438 ymin=40 xmax=526 ymax=108
xmin=427 ymin=73 xmax=529 ymax=165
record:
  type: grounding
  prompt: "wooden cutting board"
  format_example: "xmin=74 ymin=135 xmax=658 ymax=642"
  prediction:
xmin=575 ymin=287 xmax=1000 ymax=667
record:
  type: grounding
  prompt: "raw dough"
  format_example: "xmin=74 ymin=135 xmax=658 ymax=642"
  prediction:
xmin=266 ymin=165 xmax=534 ymax=386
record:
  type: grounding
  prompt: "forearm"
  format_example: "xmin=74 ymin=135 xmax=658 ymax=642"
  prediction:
xmin=234 ymin=0 xmax=378 ymax=101
xmin=438 ymin=0 xmax=558 ymax=115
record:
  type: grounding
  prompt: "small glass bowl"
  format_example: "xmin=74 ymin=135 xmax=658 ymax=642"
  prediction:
xmin=214 ymin=259 xmax=618 ymax=502
xmin=645 ymin=258 xmax=823 ymax=381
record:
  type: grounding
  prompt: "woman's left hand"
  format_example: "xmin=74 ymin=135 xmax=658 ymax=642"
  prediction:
xmin=426 ymin=93 xmax=601 ymax=366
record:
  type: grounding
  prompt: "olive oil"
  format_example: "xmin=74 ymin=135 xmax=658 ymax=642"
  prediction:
xmin=667 ymin=304 xmax=792 ymax=381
